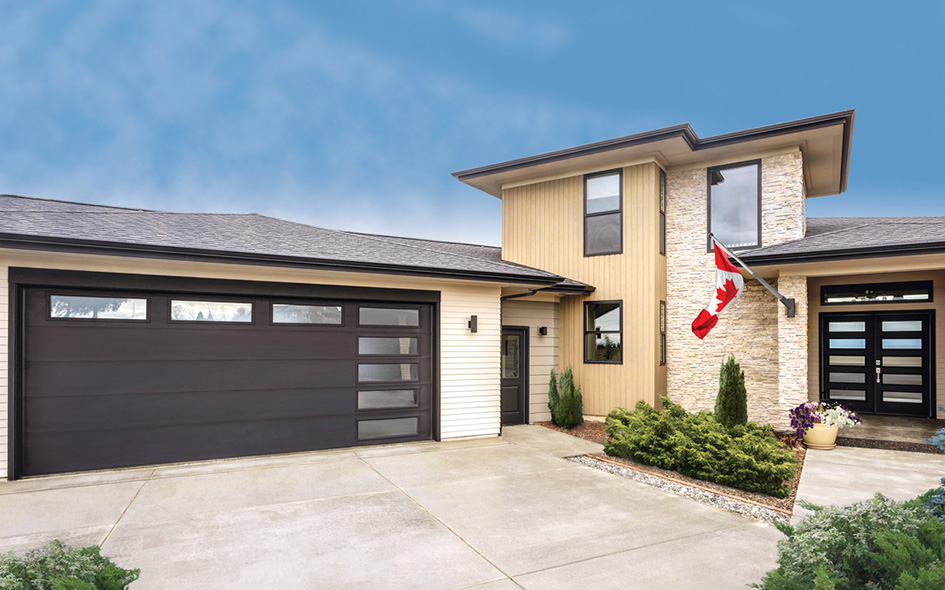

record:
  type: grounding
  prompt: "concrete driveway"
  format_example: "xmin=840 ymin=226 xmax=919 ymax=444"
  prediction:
xmin=0 ymin=425 xmax=781 ymax=589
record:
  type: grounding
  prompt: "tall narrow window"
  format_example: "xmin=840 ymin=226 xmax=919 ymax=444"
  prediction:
xmin=659 ymin=168 xmax=666 ymax=256
xmin=659 ymin=301 xmax=666 ymax=365
xmin=707 ymin=160 xmax=760 ymax=251
xmin=584 ymin=301 xmax=622 ymax=363
xmin=584 ymin=170 xmax=622 ymax=256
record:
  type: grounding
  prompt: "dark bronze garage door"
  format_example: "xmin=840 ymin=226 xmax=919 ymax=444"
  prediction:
xmin=21 ymin=287 xmax=433 ymax=476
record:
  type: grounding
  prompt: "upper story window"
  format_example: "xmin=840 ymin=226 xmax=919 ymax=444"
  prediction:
xmin=584 ymin=170 xmax=622 ymax=256
xmin=659 ymin=168 xmax=666 ymax=256
xmin=707 ymin=160 xmax=761 ymax=252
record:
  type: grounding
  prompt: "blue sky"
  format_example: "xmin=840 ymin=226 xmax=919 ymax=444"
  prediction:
xmin=1 ymin=1 xmax=942 ymax=245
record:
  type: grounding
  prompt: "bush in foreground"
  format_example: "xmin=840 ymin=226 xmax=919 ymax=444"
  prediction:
xmin=548 ymin=366 xmax=583 ymax=429
xmin=754 ymin=495 xmax=945 ymax=590
xmin=604 ymin=397 xmax=796 ymax=497
xmin=0 ymin=541 xmax=139 ymax=590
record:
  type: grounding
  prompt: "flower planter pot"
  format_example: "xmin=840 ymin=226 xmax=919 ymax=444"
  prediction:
xmin=803 ymin=423 xmax=838 ymax=450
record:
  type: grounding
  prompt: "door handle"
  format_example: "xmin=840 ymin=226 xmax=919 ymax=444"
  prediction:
xmin=876 ymin=366 xmax=881 ymax=384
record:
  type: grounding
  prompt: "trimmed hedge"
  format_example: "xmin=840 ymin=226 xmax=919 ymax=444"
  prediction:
xmin=0 ymin=540 xmax=139 ymax=590
xmin=604 ymin=397 xmax=797 ymax=498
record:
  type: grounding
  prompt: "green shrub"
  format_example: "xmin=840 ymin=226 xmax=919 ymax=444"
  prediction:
xmin=754 ymin=495 xmax=945 ymax=590
xmin=0 ymin=541 xmax=139 ymax=590
xmin=715 ymin=354 xmax=748 ymax=429
xmin=604 ymin=397 xmax=796 ymax=497
xmin=548 ymin=366 xmax=583 ymax=429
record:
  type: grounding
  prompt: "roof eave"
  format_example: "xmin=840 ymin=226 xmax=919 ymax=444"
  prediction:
xmin=738 ymin=241 xmax=945 ymax=267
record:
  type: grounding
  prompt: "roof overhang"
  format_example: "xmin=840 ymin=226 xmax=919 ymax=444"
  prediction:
xmin=453 ymin=110 xmax=854 ymax=199
xmin=737 ymin=245 xmax=945 ymax=279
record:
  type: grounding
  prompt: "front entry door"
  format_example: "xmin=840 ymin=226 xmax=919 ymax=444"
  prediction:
xmin=501 ymin=326 xmax=528 ymax=425
xmin=821 ymin=311 xmax=934 ymax=417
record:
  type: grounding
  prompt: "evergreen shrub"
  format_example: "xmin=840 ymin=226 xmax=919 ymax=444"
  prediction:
xmin=604 ymin=397 xmax=796 ymax=497
xmin=754 ymin=495 xmax=945 ymax=590
xmin=0 ymin=541 xmax=140 ymax=590
xmin=548 ymin=366 xmax=583 ymax=429
xmin=715 ymin=354 xmax=748 ymax=429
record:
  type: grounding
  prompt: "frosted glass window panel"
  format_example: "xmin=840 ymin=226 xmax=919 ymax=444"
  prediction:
xmin=830 ymin=372 xmax=866 ymax=384
xmin=830 ymin=355 xmax=865 ymax=366
xmin=883 ymin=391 xmax=923 ymax=404
xmin=358 ymin=363 xmax=418 ymax=382
xmin=882 ymin=321 xmax=922 ymax=332
xmin=883 ymin=356 xmax=922 ymax=367
xmin=272 ymin=304 xmax=342 ymax=325
xmin=50 ymin=296 xmax=148 ymax=320
xmin=883 ymin=374 xmax=922 ymax=385
xmin=171 ymin=300 xmax=252 ymax=322
xmin=585 ymin=173 xmax=620 ymax=213
xmin=358 ymin=337 xmax=418 ymax=355
xmin=357 ymin=418 xmax=418 ymax=440
xmin=357 ymin=390 xmax=417 ymax=410
xmin=882 ymin=339 xmax=922 ymax=350
xmin=359 ymin=308 xmax=419 ymax=326
xmin=830 ymin=339 xmax=866 ymax=349
xmin=828 ymin=321 xmax=866 ymax=332
xmin=829 ymin=390 xmax=866 ymax=401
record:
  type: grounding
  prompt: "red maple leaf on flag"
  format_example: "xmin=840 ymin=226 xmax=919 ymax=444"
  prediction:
xmin=715 ymin=278 xmax=739 ymax=312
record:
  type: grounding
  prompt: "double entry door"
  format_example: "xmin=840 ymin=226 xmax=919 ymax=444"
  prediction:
xmin=821 ymin=311 xmax=934 ymax=417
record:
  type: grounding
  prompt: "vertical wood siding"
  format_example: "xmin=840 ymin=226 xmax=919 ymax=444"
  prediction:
xmin=501 ymin=299 xmax=559 ymax=422
xmin=502 ymin=163 xmax=663 ymax=415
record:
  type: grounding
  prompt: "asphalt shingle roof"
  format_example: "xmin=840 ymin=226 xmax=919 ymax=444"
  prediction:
xmin=739 ymin=217 xmax=945 ymax=263
xmin=0 ymin=194 xmax=587 ymax=287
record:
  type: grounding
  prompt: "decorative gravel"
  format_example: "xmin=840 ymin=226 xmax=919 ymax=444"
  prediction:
xmin=569 ymin=455 xmax=792 ymax=525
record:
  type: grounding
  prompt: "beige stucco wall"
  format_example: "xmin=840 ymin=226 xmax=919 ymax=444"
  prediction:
xmin=501 ymin=298 xmax=560 ymax=423
xmin=665 ymin=149 xmax=807 ymax=425
xmin=0 ymin=249 xmax=509 ymax=479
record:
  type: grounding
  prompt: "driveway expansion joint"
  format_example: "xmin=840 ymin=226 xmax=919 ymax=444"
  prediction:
xmin=100 ymin=468 xmax=155 ymax=548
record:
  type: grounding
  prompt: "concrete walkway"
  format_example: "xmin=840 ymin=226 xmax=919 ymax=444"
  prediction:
xmin=794 ymin=445 xmax=945 ymax=522
xmin=0 ymin=425 xmax=782 ymax=589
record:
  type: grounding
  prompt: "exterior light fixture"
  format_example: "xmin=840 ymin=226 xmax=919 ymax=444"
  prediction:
xmin=468 ymin=315 xmax=478 ymax=333
xmin=538 ymin=326 xmax=548 ymax=336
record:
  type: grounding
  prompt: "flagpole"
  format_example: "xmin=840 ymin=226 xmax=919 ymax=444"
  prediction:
xmin=709 ymin=233 xmax=796 ymax=318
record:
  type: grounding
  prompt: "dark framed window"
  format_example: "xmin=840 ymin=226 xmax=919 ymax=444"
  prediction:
xmin=170 ymin=299 xmax=253 ymax=323
xmin=584 ymin=300 xmax=622 ymax=363
xmin=659 ymin=168 xmax=666 ymax=256
xmin=707 ymin=160 xmax=761 ymax=252
xmin=49 ymin=294 xmax=149 ymax=321
xmin=659 ymin=301 xmax=666 ymax=365
xmin=584 ymin=170 xmax=622 ymax=256
xmin=272 ymin=303 xmax=343 ymax=325
xmin=821 ymin=281 xmax=933 ymax=305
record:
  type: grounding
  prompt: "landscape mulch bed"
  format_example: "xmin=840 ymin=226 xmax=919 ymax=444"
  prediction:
xmin=539 ymin=421 xmax=805 ymax=515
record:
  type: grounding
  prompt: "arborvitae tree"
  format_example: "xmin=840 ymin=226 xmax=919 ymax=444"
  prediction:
xmin=548 ymin=369 xmax=560 ymax=421
xmin=715 ymin=355 xmax=748 ymax=429
xmin=548 ymin=366 xmax=583 ymax=428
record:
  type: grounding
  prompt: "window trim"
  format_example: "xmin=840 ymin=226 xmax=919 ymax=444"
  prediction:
xmin=659 ymin=300 xmax=666 ymax=366
xmin=584 ymin=169 xmax=623 ymax=257
xmin=706 ymin=159 xmax=762 ymax=253
xmin=659 ymin=168 xmax=666 ymax=256
xmin=583 ymin=299 xmax=623 ymax=364
xmin=821 ymin=281 xmax=934 ymax=306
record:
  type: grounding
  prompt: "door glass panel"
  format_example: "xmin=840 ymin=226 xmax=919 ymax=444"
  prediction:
xmin=50 ymin=295 xmax=148 ymax=320
xmin=830 ymin=372 xmax=866 ymax=384
xmin=358 ymin=337 xmax=418 ymax=356
xmin=883 ymin=356 xmax=922 ymax=367
xmin=828 ymin=321 xmax=866 ymax=332
xmin=828 ymin=389 xmax=866 ymax=401
xmin=171 ymin=300 xmax=252 ymax=322
xmin=883 ymin=374 xmax=922 ymax=385
xmin=882 ymin=321 xmax=922 ymax=332
xmin=272 ymin=304 xmax=342 ymax=325
xmin=357 ymin=417 xmax=418 ymax=440
xmin=882 ymin=391 xmax=923 ymax=404
xmin=358 ymin=364 xmax=418 ymax=382
xmin=830 ymin=339 xmax=866 ymax=349
xmin=501 ymin=335 xmax=521 ymax=379
xmin=359 ymin=308 xmax=419 ymax=326
xmin=830 ymin=355 xmax=865 ymax=366
xmin=357 ymin=390 xmax=417 ymax=409
xmin=882 ymin=339 xmax=922 ymax=350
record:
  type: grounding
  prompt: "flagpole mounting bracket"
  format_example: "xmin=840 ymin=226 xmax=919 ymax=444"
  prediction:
xmin=784 ymin=298 xmax=796 ymax=318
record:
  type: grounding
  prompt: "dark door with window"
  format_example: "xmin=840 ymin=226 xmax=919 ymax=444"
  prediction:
xmin=500 ymin=327 xmax=528 ymax=425
xmin=820 ymin=311 xmax=934 ymax=417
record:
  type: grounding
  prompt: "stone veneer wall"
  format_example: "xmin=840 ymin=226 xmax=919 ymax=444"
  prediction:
xmin=665 ymin=151 xmax=807 ymax=425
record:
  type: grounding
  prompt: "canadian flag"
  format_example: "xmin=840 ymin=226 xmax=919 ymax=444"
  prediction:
xmin=691 ymin=244 xmax=745 ymax=339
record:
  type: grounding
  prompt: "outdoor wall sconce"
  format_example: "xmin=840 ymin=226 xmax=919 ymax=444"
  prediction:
xmin=468 ymin=315 xmax=478 ymax=333
xmin=538 ymin=326 xmax=548 ymax=336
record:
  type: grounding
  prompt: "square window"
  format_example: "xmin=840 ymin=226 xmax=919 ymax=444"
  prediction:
xmin=707 ymin=161 xmax=760 ymax=251
xmin=584 ymin=301 xmax=622 ymax=363
xmin=585 ymin=171 xmax=622 ymax=256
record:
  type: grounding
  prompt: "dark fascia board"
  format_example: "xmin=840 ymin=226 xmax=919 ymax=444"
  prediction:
xmin=0 ymin=232 xmax=575 ymax=288
xmin=737 ymin=240 xmax=945 ymax=267
xmin=452 ymin=110 xmax=855 ymax=192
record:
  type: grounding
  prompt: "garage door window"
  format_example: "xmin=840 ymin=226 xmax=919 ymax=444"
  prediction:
xmin=357 ymin=417 xmax=419 ymax=440
xmin=358 ymin=337 xmax=418 ymax=355
xmin=359 ymin=307 xmax=419 ymax=326
xmin=357 ymin=389 xmax=418 ymax=410
xmin=171 ymin=300 xmax=253 ymax=323
xmin=358 ymin=363 xmax=418 ymax=382
xmin=50 ymin=295 xmax=148 ymax=320
xmin=272 ymin=303 xmax=342 ymax=325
